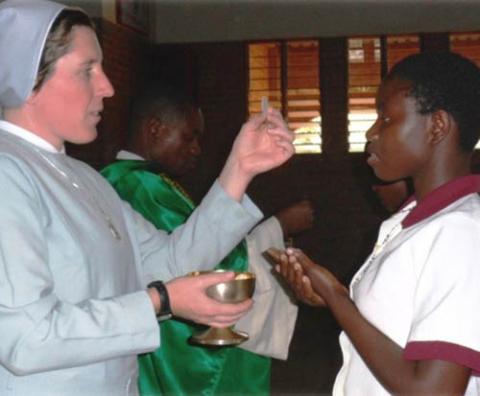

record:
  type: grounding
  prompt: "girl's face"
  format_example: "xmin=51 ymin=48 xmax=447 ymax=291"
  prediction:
xmin=366 ymin=78 xmax=430 ymax=183
xmin=28 ymin=26 xmax=114 ymax=149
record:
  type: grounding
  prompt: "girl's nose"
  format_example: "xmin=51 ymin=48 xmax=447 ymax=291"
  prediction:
xmin=365 ymin=118 xmax=379 ymax=142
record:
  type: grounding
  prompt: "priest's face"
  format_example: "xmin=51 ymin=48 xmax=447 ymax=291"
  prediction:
xmin=28 ymin=26 xmax=114 ymax=150
xmin=148 ymin=107 xmax=204 ymax=177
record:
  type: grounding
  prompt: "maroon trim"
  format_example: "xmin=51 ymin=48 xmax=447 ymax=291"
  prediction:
xmin=398 ymin=195 xmax=415 ymax=210
xmin=401 ymin=175 xmax=480 ymax=228
xmin=405 ymin=341 xmax=480 ymax=376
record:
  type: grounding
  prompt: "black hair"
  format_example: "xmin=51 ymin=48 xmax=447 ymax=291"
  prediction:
xmin=127 ymin=83 xmax=199 ymax=144
xmin=386 ymin=51 xmax=480 ymax=152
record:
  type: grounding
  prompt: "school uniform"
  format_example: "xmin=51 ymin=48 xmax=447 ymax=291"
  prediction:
xmin=334 ymin=175 xmax=480 ymax=395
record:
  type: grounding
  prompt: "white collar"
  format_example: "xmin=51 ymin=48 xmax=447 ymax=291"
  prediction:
xmin=0 ymin=120 xmax=64 ymax=153
xmin=116 ymin=150 xmax=145 ymax=161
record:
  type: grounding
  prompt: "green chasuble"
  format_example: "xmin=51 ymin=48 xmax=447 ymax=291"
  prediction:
xmin=101 ymin=160 xmax=270 ymax=396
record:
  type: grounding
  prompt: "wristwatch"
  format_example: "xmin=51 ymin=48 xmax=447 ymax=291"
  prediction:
xmin=148 ymin=280 xmax=172 ymax=321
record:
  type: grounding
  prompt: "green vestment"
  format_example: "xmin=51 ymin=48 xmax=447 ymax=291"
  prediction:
xmin=101 ymin=160 xmax=270 ymax=396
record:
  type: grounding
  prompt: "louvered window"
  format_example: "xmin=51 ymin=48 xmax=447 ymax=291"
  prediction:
xmin=248 ymin=42 xmax=282 ymax=112
xmin=348 ymin=37 xmax=381 ymax=152
xmin=450 ymin=32 xmax=480 ymax=66
xmin=248 ymin=35 xmax=422 ymax=155
xmin=450 ymin=32 xmax=480 ymax=149
xmin=347 ymin=35 xmax=420 ymax=152
xmin=387 ymin=35 xmax=420 ymax=71
xmin=248 ymin=41 xmax=321 ymax=154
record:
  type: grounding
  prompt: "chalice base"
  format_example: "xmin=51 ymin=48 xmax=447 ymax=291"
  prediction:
xmin=190 ymin=327 xmax=249 ymax=346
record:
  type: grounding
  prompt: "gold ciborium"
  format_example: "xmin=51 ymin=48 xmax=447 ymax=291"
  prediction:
xmin=189 ymin=270 xmax=255 ymax=346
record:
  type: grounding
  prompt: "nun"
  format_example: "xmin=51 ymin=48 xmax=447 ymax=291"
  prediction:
xmin=0 ymin=1 xmax=294 ymax=394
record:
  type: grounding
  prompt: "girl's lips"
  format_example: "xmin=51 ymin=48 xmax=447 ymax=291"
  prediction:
xmin=366 ymin=152 xmax=380 ymax=166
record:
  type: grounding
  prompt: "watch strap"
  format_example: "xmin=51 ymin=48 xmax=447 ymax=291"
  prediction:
xmin=148 ymin=280 xmax=172 ymax=320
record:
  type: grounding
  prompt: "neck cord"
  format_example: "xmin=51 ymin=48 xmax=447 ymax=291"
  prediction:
xmin=34 ymin=149 xmax=122 ymax=240
xmin=352 ymin=203 xmax=415 ymax=287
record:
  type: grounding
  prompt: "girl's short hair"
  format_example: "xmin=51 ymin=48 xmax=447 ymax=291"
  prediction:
xmin=387 ymin=52 xmax=480 ymax=152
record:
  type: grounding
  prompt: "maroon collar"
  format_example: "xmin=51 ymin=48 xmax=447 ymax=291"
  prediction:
xmin=401 ymin=175 xmax=480 ymax=228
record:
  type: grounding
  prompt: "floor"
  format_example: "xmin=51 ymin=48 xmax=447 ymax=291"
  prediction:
xmin=271 ymin=306 xmax=342 ymax=395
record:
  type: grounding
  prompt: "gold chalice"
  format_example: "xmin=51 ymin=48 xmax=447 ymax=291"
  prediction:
xmin=189 ymin=270 xmax=256 ymax=346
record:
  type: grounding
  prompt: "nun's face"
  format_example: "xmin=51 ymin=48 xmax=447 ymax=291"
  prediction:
xmin=29 ymin=26 xmax=114 ymax=149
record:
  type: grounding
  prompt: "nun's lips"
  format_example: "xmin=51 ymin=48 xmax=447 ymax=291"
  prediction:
xmin=86 ymin=112 xmax=101 ymax=126
xmin=89 ymin=108 xmax=103 ymax=121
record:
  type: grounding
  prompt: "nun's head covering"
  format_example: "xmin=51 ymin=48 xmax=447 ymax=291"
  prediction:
xmin=0 ymin=0 xmax=68 ymax=108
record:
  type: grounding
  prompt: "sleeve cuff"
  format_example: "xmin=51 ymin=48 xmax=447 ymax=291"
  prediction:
xmin=201 ymin=179 xmax=263 ymax=229
xmin=404 ymin=340 xmax=480 ymax=375
xmin=114 ymin=291 xmax=160 ymax=351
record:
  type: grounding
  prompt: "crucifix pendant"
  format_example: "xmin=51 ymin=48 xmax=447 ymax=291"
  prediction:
xmin=108 ymin=222 xmax=121 ymax=240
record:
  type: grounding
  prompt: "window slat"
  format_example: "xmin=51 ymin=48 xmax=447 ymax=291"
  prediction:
xmin=248 ymin=40 xmax=321 ymax=153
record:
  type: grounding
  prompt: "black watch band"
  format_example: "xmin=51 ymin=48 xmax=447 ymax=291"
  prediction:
xmin=148 ymin=280 xmax=172 ymax=320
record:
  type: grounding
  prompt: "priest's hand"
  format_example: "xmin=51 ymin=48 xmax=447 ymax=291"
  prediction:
xmin=164 ymin=271 xmax=253 ymax=328
xmin=219 ymin=108 xmax=294 ymax=201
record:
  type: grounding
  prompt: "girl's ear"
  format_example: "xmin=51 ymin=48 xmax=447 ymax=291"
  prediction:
xmin=428 ymin=110 xmax=452 ymax=145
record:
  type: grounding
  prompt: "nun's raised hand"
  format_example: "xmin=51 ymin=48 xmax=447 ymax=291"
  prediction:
xmin=219 ymin=108 xmax=294 ymax=201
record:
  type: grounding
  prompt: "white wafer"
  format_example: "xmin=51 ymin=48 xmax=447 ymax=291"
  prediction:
xmin=261 ymin=96 xmax=269 ymax=115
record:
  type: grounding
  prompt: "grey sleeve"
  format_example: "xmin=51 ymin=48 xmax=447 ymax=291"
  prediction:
xmin=0 ymin=157 xmax=160 ymax=375
xmin=124 ymin=179 xmax=263 ymax=283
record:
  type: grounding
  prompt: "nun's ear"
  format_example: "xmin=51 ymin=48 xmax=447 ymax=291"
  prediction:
xmin=25 ymin=87 xmax=42 ymax=106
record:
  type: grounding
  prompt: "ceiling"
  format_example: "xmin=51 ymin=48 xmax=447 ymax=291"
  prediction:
xmin=149 ymin=0 xmax=480 ymax=44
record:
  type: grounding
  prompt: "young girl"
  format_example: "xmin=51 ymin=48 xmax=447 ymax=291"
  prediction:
xmin=278 ymin=52 xmax=480 ymax=395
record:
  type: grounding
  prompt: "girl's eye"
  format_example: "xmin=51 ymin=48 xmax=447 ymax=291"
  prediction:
xmin=83 ymin=68 xmax=92 ymax=78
